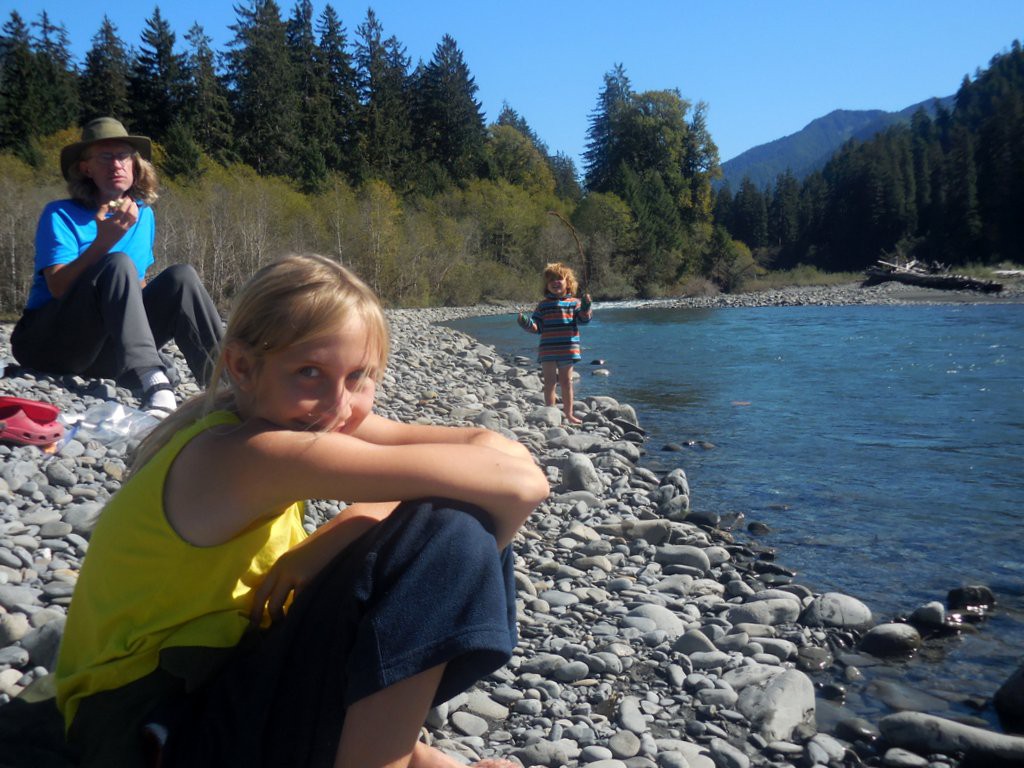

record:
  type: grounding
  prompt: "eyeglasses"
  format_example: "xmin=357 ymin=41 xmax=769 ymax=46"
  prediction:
xmin=88 ymin=151 xmax=134 ymax=166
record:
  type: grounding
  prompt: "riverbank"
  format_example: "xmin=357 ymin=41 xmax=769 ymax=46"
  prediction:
xmin=1 ymin=281 xmax=1023 ymax=767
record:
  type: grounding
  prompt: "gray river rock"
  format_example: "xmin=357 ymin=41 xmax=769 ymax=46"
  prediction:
xmin=2 ymin=287 xmax=1022 ymax=767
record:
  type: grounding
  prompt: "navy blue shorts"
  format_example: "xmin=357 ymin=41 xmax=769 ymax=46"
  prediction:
xmin=154 ymin=499 xmax=518 ymax=767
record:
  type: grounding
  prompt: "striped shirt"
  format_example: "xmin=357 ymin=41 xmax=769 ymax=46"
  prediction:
xmin=520 ymin=293 xmax=592 ymax=364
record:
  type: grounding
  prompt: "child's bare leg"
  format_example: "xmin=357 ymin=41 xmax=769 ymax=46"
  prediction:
xmin=559 ymin=365 xmax=581 ymax=424
xmin=334 ymin=663 xmax=446 ymax=768
xmin=541 ymin=361 xmax=558 ymax=407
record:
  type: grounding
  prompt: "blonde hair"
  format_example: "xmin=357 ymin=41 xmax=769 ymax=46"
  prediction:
xmin=67 ymin=151 xmax=160 ymax=208
xmin=543 ymin=262 xmax=579 ymax=297
xmin=131 ymin=253 xmax=390 ymax=472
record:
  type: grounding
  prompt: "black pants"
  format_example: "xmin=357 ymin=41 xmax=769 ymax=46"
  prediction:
xmin=11 ymin=253 xmax=223 ymax=387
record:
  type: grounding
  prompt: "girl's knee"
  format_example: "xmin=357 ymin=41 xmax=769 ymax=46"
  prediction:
xmin=421 ymin=502 xmax=493 ymax=543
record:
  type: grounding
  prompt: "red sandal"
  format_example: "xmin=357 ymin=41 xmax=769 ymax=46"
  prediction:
xmin=0 ymin=396 xmax=65 ymax=448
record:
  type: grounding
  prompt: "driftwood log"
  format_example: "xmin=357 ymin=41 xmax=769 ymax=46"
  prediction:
xmin=862 ymin=260 xmax=1003 ymax=293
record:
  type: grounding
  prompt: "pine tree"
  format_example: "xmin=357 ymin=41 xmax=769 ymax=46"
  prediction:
xmin=79 ymin=16 xmax=131 ymax=124
xmin=287 ymin=0 xmax=333 ymax=192
xmin=161 ymin=118 xmax=203 ymax=180
xmin=315 ymin=4 xmax=358 ymax=177
xmin=225 ymin=0 xmax=300 ymax=177
xmin=768 ymin=171 xmax=800 ymax=248
xmin=496 ymin=102 xmax=549 ymax=156
xmin=411 ymin=34 xmax=486 ymax=184
xmin=549 ymin=152 xmax=582 ymax=202
xmin=682 ymin=101 xmax=720 ymax=223
xmin=583 ymin=64 xmax=632 ymax=193
xmin=183 ymin=24 xmax=235 ymax=165
xmin=0 ymin=12 xmax=41 ymax=159
xmin=31 ymin=12 xmax=79 ymax=136
xmin=353 ymin=9 xmax=412 ymax=187
xmin=731 ymin=177 xmax=769 ymax=249
xmin=128 ymin=7 xmax=189 ymax=142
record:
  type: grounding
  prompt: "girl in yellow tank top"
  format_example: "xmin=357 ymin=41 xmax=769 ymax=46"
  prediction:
xmin=56 ymin=253 xmax=548 ymax=768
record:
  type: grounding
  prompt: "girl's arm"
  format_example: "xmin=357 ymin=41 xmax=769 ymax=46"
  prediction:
xmin=250 ymin=500 xmax=396 ymax=623
xmin=576 ymin=294 xmax=593 ymax=324
xmin=351 ymin=412 xmax=532 ymax=459
xmin=168 ymin=424 xmax=548 ymax=551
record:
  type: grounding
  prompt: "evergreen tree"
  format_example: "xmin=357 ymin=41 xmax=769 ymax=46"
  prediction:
xmin=497 ymin=102 xmax=548 ymax=156
xmin=31 ymin=12 xmax=78 ymax=136
xmin=128 ymin=7 xmax=189 ymax=142
xmin=681 ymin=101 xmax=720 ymax=223
xmin=768 ymin=171 xmax=800 ymax=248
xmin=549 ymin=152 xmax=582 ymax=203
xmin=79 ymin=16 xmax=131 ymax=123
xmin=618 ymin=163 xmax=684 ymax=291
xmin=0 ymin=12 xmax=41 ymax=160
xmin=316 ymin=4 xmax=358 ymax=177
xmin=944 ymin=123 xmax=982 ymax=258
xmin=353 ymin=9 xmax=412 ymax=187
xmin=731 ymin=177 xmax=769 ymax=249
xmin=225 ymin=0 xmax=300 ymax=177
xmin=411 ymin=34 xmax=486 ymax=184
xmin=712 ymin=183 xmax=733 ymax=233
xmin=183 ymin=23 xmax=235 ymax=165
xmin=583 ymin=63 xmax=632 ymax=193
xmin=287 ymin=0 xmax=334 ymax=192
xmin=161 ymin=118 xmax=203 ymax=180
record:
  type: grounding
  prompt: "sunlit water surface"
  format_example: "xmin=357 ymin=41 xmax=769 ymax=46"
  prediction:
xmin=449 ymin=303 xmax=1024 ymax=729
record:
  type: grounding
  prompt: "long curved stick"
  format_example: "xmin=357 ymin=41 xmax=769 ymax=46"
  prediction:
xmin=547 ymin=210 xmax=589 ymax=289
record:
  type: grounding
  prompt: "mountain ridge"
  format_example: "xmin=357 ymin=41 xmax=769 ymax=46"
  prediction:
xmin=719 ymin=95 xmax=956 ymax=190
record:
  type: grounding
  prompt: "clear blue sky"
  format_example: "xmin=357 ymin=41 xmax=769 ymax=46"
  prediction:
xmin=8 ymin=0 xmax=1023 ymax=166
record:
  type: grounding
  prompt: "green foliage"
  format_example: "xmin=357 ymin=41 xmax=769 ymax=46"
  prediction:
xmin=353 ymin=9 xmax=412 ymax=188
xmin=572 ymin=192 xmax=638 ymax=298
xmin=160 ymin=120 xmax=204 ymax=182
xmin=128 ymin=8 xmax=189 ymax=143
xmin=78 ymin=16 xmax=130 ymax=123
xmin=411 ymin=34 xmax=487 ymax=183
xmin=183 ymin=24 xmax=235 ymax=165
xmin=703 ymin=226 xmax=755 ymax=292
xmin=486 ymin=125 xmax=555 ymax=195
xmin=225 ymin=0 xmax=301 ymax=177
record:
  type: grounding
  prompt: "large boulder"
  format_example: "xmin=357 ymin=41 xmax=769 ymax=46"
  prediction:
xmin=561 ymin=453 xmax=604 ymax=494
xmin=879 ymin=711 xmax=1024 ymax=766
xmin=800 ymin=592 xmax=874 ymax=630
xmin=995 ymin=663 xmax=1024 ymax=734
xmin=736 ymin=668 xmax=816 ymax=741
xmin=859 ymin=623 xmax=921 ymax=658
xmin=725 ymin=598 xmax=801 ymax=627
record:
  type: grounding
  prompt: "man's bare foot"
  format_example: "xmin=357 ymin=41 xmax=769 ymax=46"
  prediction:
xmin=471 ymin=760 xmax=519 ymax=768
xmin=565 ymin=414 xmax=582 ymax=424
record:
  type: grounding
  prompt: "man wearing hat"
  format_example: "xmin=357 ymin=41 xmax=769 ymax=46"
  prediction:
xmin=10 ymin=117 xmax=223 ymax=416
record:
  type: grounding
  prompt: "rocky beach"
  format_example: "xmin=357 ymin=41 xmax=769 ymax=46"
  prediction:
xmin=1 ymin=280 xmax=1023 ymax=768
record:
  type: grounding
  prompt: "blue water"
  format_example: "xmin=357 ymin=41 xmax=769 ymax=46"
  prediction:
xmin=449 ymin=303 xmax=1024 ymax=728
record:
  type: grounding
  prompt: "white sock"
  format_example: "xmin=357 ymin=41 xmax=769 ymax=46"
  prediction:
xmin=140 ymin=368 xmax=177 ymax=412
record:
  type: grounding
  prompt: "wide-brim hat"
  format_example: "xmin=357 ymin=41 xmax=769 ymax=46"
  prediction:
xmin=60 ymin=117 xmax=152 ymax=179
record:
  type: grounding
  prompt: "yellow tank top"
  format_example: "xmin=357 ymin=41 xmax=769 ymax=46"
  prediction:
xmin=55 ymin=410 xmax=307 ymax=728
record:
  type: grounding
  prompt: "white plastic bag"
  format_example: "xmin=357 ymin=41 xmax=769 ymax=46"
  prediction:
xmin=61 ymin=401 xmax=159 ymax=447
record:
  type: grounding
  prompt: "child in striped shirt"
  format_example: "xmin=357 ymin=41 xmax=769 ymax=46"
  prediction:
xmin=517 ymin=262 xmax=593 ymax=424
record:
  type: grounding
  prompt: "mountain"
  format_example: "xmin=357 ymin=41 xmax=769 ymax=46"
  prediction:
xmin=719 ymin=95 xmax=956 ymax=190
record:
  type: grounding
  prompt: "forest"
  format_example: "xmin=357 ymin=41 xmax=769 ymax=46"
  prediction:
xmin=1 ymin=1 xmax=1021 ymax=315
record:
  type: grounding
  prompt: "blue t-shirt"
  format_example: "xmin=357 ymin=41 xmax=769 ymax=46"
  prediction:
xmin=27 ymin=199 xmax=155 ymax=310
